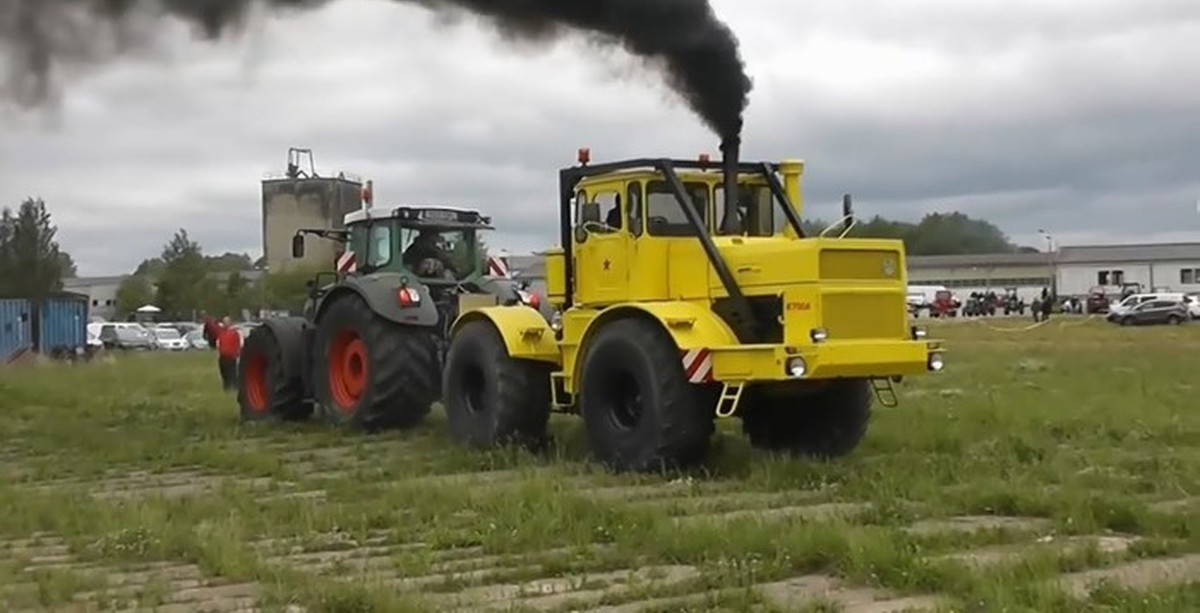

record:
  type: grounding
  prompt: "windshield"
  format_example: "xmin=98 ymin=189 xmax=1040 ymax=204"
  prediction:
xmin=155 ymin=329 xmax=180 ymax=339
xmin=399 ymin=227 xmax=477 ymax=280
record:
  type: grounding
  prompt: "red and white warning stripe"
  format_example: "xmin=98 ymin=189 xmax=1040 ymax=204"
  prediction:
xmin=336 ymin=250 xmax=357 ymax=274
xmin=681 ymin=348 xmax=713 ymax=384
xmin=487 ymin=254 xmax=510 ymax=278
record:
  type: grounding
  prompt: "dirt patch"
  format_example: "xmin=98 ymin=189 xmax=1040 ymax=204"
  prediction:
xmin=1148 ymin=496 xmax=1199 ymax=513
xmin=0 ymin=534 xmax=262 ymax=612
xmin=674 ymin=502 xmax=870 ymax=526
xmin=757 ymin=574 xmax=945 ymax=612
xmin=933 ymin=535 xmax=1140 ymax=569
xmin=20 ymin=467 xmax=295 ymax=501
xmin=433 ymin=564 xmax=701 ymax=611
xmin=1054 ymin=554 xmax=1200 ymax=599
xmin=903 ymin=515 xmax=1052 ymax=537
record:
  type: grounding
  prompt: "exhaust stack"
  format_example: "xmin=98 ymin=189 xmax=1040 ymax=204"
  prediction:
xmin=719 ymin=136 xmax=741 ymax=235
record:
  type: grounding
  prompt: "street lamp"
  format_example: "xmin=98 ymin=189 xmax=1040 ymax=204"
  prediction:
xmin=1038 ymin=229 xmax=1056 ymax=297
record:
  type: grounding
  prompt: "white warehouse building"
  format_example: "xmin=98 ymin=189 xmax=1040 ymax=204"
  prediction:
xmin=1052 ymin=242 xmax=1200 ymax=297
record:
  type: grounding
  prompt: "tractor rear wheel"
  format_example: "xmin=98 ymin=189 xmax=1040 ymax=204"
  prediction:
xmin=442 ymin=320 xmax=551 ymax=451
xmin=578 ymin=318 xmax=714 ymax=473
xmin=313 ymin=294 xmax=440 ymax=431
xmin=740 ymin=379 xmax=873 ymax=459
xmin=237 ymin=324 xmax=309 ymax=422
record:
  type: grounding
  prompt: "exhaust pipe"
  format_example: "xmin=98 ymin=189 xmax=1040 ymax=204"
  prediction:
xmin=719 ymin=136 xmax=741 ymax=235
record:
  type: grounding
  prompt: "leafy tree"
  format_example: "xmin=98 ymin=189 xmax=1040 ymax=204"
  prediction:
xmin=114 ymin=275 xmax=155 ymax=318
xmin=261 ymin=262 xmax=329 ymax=314
xmin=0 ymin=197 xmax=74 ymax=298
xmin=801 ymin=211 xmax=1017 ymax=255
xmin=154 ymin=229 xmax=214 ymax=319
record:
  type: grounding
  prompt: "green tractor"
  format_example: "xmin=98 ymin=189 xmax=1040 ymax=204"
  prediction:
xmin=236 ymin=204 xmax=541 ymax=431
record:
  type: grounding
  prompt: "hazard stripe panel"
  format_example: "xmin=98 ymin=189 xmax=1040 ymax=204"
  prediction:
xmin=680 ymin=348 xmax=713 ymax=383
xmin=487 ymin=256 xmax=510 ymax=278
xmin=336 ymin=251 xmax=357 ymax=274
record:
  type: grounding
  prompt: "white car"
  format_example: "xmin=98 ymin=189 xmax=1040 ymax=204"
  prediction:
xmin=151 ymin=327 xmax=189 ymax=351
xmin=1186 ymin=294 xmax=1200 ymax=319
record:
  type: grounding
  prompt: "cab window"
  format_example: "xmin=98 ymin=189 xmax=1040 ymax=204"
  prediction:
xmin=715 ymin=184 xmax=780 ymax=236
xmin=366 ymin=224 xmax=391 ymax=268
xmin=645 ymin=180 xmax=708 ymax=237
xmin=627 ymin=182 xmax=643 ymax=236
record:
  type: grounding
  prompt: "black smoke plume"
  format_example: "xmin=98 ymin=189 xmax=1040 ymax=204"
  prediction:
xmin=0 ymin=0 xmax=753 ymax=139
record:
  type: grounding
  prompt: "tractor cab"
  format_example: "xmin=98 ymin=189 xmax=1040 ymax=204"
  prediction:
xmin=339 ymin=205 xmax=493 ymax=285
xmin=544 ymin=148 xmax=915 ymax=349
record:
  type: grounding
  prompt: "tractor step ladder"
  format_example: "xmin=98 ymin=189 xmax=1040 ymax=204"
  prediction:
xmin=549 ymin=371 xmax=573 ymax=411
xmin=715 ymin=382 xmax=745 ymax=418
xmin=870 ymin=377 xmax=899 ymax=408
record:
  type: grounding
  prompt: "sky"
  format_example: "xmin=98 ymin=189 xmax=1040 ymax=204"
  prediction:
xmin=2 ymin=0 xmax=1199 ymax=277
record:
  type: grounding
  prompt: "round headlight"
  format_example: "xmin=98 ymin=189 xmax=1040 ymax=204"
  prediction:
xmin=928 ymin=352 xmax=945 ymax=372
xmin=787 ymin=357 xmax=807 ymax=378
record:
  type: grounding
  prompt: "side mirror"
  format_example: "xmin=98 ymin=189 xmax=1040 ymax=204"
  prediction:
xmin=291 ymin=234 xmax=305 ymax=258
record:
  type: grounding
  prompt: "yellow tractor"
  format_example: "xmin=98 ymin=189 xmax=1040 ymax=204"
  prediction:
xmin=440 ymin=142 xmax=945 ymax=472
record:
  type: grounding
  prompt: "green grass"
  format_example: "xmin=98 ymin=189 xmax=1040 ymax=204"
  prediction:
xmin=1 ymin=316 xmax=1198 ymax=612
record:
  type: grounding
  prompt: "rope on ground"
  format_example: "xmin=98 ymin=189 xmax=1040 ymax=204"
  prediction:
xmin=969 ymin=313 xmax=1100 ymax=333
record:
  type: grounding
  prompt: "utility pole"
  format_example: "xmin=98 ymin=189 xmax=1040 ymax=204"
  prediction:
xmin=1038 ymin=229 xmax=1056 ymax=296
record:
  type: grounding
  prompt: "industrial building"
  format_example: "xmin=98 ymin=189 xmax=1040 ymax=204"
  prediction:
xmin=260 ymin=149 xmax=366 ymax=273
xmin=61 ymin=275 xmax=126 ymax=321
xmin=501 ymin=241 xmax=1200 ymax=302
xmin=1052 ymin=242 xmax=1200 ymax=296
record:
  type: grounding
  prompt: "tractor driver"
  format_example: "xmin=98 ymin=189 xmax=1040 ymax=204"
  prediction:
xmin=403 ymin=229 xmax=456 ymax=276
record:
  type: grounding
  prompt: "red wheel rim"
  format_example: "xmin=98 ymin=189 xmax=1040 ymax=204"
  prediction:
xmin=329 ymin=328 xmax=368 ymax=412
xmin=244 ymin=352 xmax=269 ymax=413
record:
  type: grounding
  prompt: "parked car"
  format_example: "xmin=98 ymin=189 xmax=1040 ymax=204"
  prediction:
xmin=1186 ymin=294 xmax=1200 ymax=320
xmin=98 ymin=324 xmax=155 ymax=350
xmin=185 ymin=330 xmax=210 ymax=350
xmin=1106 ymin=299 xmax=1189 ymax=326
xmin=1108 ymin=292 xmax=1189 ymax=317
xmin=150 ymin=326 xmax=189 ymax=351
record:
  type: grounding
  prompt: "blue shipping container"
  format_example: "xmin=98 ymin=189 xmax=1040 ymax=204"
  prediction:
xmin=0 ymin=298 xmax=33 ymax=362
xmin=37 ymin=294 xmax=88 ymax=354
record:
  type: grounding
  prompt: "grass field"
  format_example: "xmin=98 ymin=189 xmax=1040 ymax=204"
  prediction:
xmin=1 ymin=316 xmax=1197 ymax=612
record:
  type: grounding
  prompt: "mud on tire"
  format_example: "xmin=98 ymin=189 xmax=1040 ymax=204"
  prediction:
xmin=740 ymin=379 xmax=873 ymax=459
xmin=442 ymin=320 xmax=551 ymax=451
xmin=237 ymin=324 xmax=309 ymax=422
xmin=313 ymin=294 xmax=440 ymax=431
xmin=578 ymin=318 xmax=715 ymax=473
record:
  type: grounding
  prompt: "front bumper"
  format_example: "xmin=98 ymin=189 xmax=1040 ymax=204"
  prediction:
xmin=708 ymin=339 xmax=942 ymax=383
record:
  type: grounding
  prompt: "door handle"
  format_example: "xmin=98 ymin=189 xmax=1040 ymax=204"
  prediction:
xmin=737 ymin=266 xmax=761 ymax=273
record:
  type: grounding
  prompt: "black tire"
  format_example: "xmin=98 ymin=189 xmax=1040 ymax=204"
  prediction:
xmin=577 ymin=318 xmax=714 ymax=473
xmin=741 ymin=379 xmax=873 ymax=459
xmin=1167 ymin=314 xmax=1182 ymax=325
xmin=441 ymin=320 xmax=551 ymax=450
xmin=313 ymin=294 xmax=440 ymax=431
xmin=237 ymin=325 xmax=309 ymax=422
xmin=1120 ymin=317 xmax=1132 ymax=326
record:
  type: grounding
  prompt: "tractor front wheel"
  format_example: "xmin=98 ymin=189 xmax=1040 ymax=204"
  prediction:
xmin=313 ymin=294 xmax=440 ymax=431
xmin=578 ymin=318 xmax=714 ymax=473
xmin=740 ymin=379 xmax=873 ymax=459
xmin=442 ymin=320 xmax=551 ymax=451
xmin=237 ymin=324 xmax=309 ymax=422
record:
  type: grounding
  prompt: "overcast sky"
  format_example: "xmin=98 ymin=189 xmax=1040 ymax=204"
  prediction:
xmin=2 ymin=0 xmax=1198 ymax=277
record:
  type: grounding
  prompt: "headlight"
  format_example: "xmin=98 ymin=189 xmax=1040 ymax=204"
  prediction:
xmin=810 ymin=328 xmax=828 ymax=343
xmin=911 ymin=326 xmax=928 ymax=340
xmin=786 ymin=357 xmax=807 ymax=378
xmin=550 ymin=311 xmax=563 ymax=332
xmin=928 ymin=352 xmax=945 ymax=372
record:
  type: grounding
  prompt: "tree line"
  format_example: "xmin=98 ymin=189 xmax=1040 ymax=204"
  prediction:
xmin=3 ymin=196 xmax=1034 ymax=320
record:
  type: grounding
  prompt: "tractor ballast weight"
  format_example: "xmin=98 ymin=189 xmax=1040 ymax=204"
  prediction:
xmin=237 ymin=196 xmax=542 ymax=431
xmin=439 ymin=145 xmax=946 ymax=473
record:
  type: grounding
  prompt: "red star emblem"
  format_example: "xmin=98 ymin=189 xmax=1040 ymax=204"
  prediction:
xmin=603 ymin=259 xmax=611 ymax=271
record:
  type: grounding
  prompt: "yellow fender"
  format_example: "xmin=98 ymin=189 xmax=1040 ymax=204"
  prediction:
xmin=571 ymin=301 xmax=739 ymax=379
xmin=450 ymin=306 xmax=561 ymax=366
